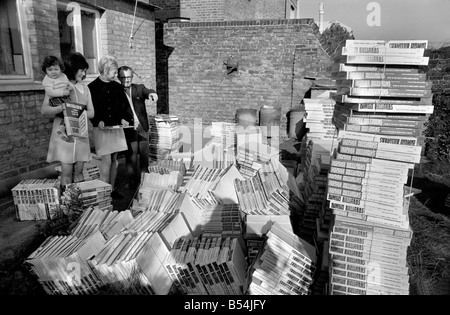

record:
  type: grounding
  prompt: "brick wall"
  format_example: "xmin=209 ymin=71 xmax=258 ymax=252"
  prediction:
xmin=0 ymin=92 xmax=47 ymax=178
xmin=28 ymin=0 xmax=61 ymax=83
xmin=223 ymin=0 xmax=255 ymax=20
xmin=153 ymin=0 xmax=288 ymax=22
xmin=255 ymin=0 xmax=286 ymax=19
xmin=0 ymin=0 xmax=157 ymax=185
xmin=78 ymin=0 xmax=156 ymax=87
xmin=0 ymin=0 xmax=59 ymax=185
xmin=159 ymin=19 xmax=333 ymax=140
xmin=181 ymin=0 xmax=225 ymax=22
xmin=150 ymin=0 xmax=179 ymax=11
xmin=98 ymin=7 xmax=157 ymax=114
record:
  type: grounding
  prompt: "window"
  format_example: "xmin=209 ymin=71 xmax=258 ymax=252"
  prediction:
xmin=57 ymin=1 xmax=101 ymax=75
xmin=0 ymin=0 xmax=32 ymax=81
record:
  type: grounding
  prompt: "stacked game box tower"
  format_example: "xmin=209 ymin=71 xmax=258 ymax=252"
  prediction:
xmin=327 ymin=39 xmax=432 ymax=295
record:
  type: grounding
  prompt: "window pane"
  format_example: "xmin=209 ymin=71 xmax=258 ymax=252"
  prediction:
xmin=57 ymin=2 xmax=99 ymax=75
xmin=81 ymin=10 xmax=98 ymax=74
xmin=0 ymin=0 xmax=25 ymax=75
xmin=57 ymin=2 xmax=76 ymax=62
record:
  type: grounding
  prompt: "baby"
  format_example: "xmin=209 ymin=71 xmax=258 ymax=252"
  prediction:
xmin=41 ymin=56 xmax=73 ymax=140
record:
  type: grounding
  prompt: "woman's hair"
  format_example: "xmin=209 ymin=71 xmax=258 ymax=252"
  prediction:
xmin=41 ymin=56 xmax=65 ymax=73
xmin=98 ymin=55 xmax=118 ymax=75
xmin=64 ymin=52 xmax=89 ymax=81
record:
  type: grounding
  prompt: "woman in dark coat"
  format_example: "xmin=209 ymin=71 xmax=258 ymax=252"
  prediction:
xmin=88 ymin=55 xmax=133 ymax=197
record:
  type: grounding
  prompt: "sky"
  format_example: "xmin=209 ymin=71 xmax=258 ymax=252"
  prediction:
xmin=299 ymin=0 xmax=450 ymax=46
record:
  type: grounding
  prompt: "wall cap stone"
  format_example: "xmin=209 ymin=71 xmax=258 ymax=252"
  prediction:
xmin=0 ymin=82 xmax=44 ymax=93
xmin=165 ymin=18 xmax=315 ymax=29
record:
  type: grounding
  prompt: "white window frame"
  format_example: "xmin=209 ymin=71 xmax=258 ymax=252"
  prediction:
xmin=58 ymin=1 xmax=102 ymax=78
xmin=0 ymin=0 xmax=34 ymax=83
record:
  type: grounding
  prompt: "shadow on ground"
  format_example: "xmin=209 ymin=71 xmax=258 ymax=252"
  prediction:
xmin=408 ymin=162 xmax=450 ymax=217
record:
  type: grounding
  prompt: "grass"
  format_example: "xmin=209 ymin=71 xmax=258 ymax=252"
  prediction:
xmin=407 ymin=160 xmax=450 ymax=295
xmin=408 ymin=197 xmax=450 ymax=295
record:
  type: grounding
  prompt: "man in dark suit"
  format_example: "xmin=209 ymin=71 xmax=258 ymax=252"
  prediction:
xmin=118 ymin=66 xmax=158 ymax=189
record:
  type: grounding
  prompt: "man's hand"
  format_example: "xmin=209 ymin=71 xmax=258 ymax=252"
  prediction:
xmin=121 ymin=119 xmax=129 ymax=127
xmin=149 ymin=93 xmax=158 ymax=102
xmin=99 ymin=121 xmax=105 ymax=129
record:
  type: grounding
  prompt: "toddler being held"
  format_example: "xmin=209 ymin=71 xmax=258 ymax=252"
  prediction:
xmin=41 ymin=56 xmax=73 ymax=141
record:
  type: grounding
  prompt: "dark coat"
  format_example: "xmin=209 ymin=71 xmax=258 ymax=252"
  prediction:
xmin=88 ymin=77 xmax=133 ymax=127
xmin=129 ymin=83 xmax=156 ymax=133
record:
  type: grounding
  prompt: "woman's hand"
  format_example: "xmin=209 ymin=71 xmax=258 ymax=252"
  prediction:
xmin=41 ymin=94 xmax=64 ymax=116
xmin=58 ymin=133 xmax=73 ymax=143
xmin=98 ymin=121 xmax=105 ymax=129
xmin=121 ymin=119 xmax=130 ymax=127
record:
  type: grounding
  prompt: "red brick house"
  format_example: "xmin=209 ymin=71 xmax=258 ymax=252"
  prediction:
xmin=0 ymin=0 xmax=159 ymax=195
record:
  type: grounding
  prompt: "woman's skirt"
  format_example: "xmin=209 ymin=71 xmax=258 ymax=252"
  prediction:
xmin=46 ymin=117 xmax=91 ymax=164
xmin=93 ymin=127 xmax=128 ymax=156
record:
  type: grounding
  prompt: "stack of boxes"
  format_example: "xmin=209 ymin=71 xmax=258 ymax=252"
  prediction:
xmin=11 ymin=179 xmax=61 ymax=221
xmin=327 ymin=39 xmax=431 ymax=295
xmin=148 ymin=114 xmax=181 ymax=162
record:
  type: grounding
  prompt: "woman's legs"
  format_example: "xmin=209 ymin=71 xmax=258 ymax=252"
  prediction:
xmin=99 ymin=154 xmax=112 ymax=184
xmin=73 ymin=161 xmax=85 ymax=183
xmin=100 ymin=153 xmax=122 ymax=198
xmin=110 ymin=152 xmax=119 ymax=188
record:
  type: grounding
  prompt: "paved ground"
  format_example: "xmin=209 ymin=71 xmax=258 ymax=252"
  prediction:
xmin=0 ymin=138 xmax=303 ymax=295
xmin=2 ymin=139 xmax=449 ymax=295
xmin=0 ymin=156 xmax=136 ymax=295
